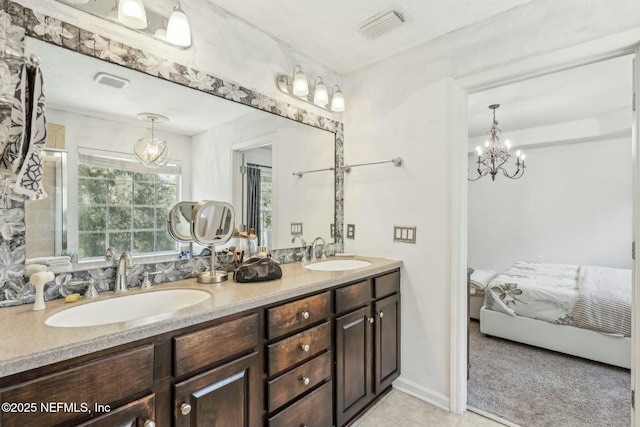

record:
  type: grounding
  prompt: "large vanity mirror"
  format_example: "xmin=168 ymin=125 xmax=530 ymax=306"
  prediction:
xmin=24 ymin=37 xmax=336 ymax=268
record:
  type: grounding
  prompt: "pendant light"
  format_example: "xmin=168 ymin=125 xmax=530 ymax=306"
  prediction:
xmin=166 ymin=2 xmax=192 ymax=47
xmin=135 ymin=113 xmax=170 ymax=167
xmin=118 ymin=0 xmax=148 ymax=30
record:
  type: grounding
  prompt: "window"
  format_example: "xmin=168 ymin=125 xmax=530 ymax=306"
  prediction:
xmin=77 ymin=148 xmax=180 ymax=259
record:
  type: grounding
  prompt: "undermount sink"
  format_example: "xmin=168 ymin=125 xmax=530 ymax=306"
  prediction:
xmin=45 ymin=289 xmax=211 ymax=328
xmin=304 ymin=259 xmax=372 ymax=271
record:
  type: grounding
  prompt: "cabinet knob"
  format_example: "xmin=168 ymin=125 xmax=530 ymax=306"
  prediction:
xmin=144 ymin=421 xmax=156 ymax=427
xmin=368 ymin=317 xmax=375 ymax=324
xmin=300 ymin=376 xmax=310 ymax=385
xmin=300 ymin=311 xmax=310 ymax=320
xmin=180 ymin=403 xmax=192 ymax=416
xmin=300 ymin=344 xmax=310 ymax=352
xmin=379 ymin=311 xmax=384 ymax=318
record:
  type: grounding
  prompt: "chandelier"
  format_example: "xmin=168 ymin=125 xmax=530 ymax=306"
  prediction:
xmin=468 ymin=104 xmax=525 ymax=181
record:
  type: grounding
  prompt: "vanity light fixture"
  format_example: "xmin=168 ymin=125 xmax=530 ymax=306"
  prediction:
xmin=277 ymin=66 xmax=346 ymax=112
xmin=56 ymin=0 xmax=192 ymax=48
xmin=468 ymin=104 xmax=526 ymax=181
xmin=135 ymin=113 xmax=170 ymax=168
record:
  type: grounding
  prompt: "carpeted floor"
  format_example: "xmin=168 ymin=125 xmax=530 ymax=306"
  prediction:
xmin=467 ymin=320 xmax=631 ymax=427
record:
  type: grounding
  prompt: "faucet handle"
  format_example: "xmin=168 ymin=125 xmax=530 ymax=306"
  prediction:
xmin=85 ymin=278 xmax=99 ymax=298
xmin=105 ymin=247 xmax=118 ymax=263
xmin=141 ymin=271 xmax=163 ymax=289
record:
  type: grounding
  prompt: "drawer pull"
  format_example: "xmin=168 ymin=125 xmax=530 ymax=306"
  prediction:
xmin=300 ymin=344 xmax=310 ymax=352
xmin=300 ymin=310 xmax=310 ymax=320
xmin=368 ymin=317 xmax=375 ymax=324
xmin=300 ymin=376 xmax=311 ymax=385
xmin=144 ymin=421 xmax=156 ymax=427
xmin=180 ymin=403 xmax=192 ymax=416
xmin=379 ymin=311 xmax=384 ymax=318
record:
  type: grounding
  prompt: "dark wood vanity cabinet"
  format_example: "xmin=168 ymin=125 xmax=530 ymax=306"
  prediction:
xmin=335 ymin=271 xmax=401 ymax=427
xmin=0 ymin=268 xmax=400 ymax=427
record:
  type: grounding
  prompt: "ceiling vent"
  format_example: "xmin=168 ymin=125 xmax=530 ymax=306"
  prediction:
xmin=93 ymin=72 xmax=130 ymax=89
xmin=357 ymin=8 xmax=407 ymax=40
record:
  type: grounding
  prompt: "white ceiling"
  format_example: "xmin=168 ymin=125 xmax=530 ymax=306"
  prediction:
xmin=206 ymin=0 xmax=535 ymax=74
xmin=28 ymin=38 xmax=253 ymax=136
xmin=468 ymin=55 xmax=633 ymax=139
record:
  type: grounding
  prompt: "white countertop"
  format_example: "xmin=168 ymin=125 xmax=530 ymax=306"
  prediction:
xmin=0 ymin=256 xmax=402 ymax=379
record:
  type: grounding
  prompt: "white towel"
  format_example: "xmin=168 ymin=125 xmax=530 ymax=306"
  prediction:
xmin=25 ymin=256 xmax=70 ymax=266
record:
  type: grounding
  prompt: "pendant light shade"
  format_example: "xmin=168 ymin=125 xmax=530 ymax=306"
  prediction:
xmin=118 ymin=0 xmax=148 ymax=30
xmin=135 ymin=113 xmax=170 ymax=167
xmin=292 ymin=66 xmax=309 ymax=97
xmin=313 ymin=77 xmax=329 ymax=107
xmin=166 ymin=2 xmax=191 ymax=47
xmin=330 ymin=86 xmax=345 ymax=112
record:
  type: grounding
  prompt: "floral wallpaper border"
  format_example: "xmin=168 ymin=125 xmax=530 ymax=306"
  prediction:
xmin=0 ymin=0 xmax=345 ymax=307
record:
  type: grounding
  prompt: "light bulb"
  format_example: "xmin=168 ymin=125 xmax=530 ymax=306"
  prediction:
xmin=313 ymin=78 xmax=329 ymax=107
xmin=520 ymin=154 xmax=526 ymax=160
xmin=476 ymin=146 xmax=482 ymax=155
xmin=505 ymin=140 xmax=511 ymax=149
xmin=118 ymin=0 xmax=147 ymax=29
xmin=485 ymin=140 xmax=489 ymax=147
xmin=330 ymin=87 xmax=345 ymax=112
xmin=292 ymin=66 xmax=309 ymax=97
xmin=166 ymin=2 xmax=191 ymax=47
xmin=516 ymin=150 xmax=521 ymax=157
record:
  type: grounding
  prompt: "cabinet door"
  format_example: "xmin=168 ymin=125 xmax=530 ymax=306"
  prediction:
xmin=335 ymin=305 xmax=373 ymax=427
xmin=174 ymin=352 xmax=261 ymax=427
xmin=374 ymin=293 xmax=400 ymax=393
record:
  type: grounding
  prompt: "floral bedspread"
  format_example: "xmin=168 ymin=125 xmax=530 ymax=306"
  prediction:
xmin=484 ymin=261 xmax=580 ymax=326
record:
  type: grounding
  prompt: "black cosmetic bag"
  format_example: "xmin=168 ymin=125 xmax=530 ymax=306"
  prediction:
xmin=234 ymin=257 xmax=282 ymax=283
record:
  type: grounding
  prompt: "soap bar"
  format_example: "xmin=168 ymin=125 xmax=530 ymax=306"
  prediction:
xmin=65 ymin=293 xmax=81 ymax=303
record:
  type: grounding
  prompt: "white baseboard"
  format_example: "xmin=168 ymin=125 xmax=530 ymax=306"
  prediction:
xmin=393 ymin=376 xmax=450 ymax=412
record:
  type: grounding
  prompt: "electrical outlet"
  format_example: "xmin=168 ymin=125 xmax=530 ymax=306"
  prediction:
xmin=330 ymin=224 xmax=335 ymax=238
xmin=291 ymin=222 xmax=303 ymax=235
xmin=393 ymin=225 xmax=416 ymax=243
xmin=346 ymin=224 xmax=356 ymax=239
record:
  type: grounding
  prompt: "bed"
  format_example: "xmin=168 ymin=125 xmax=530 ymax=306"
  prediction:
xmin=473 ymin=261 xmax=631 ymax=369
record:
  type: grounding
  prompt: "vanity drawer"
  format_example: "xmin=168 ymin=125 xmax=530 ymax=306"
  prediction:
xmin=267 ymin=291 xmax=331 ymax=340
xmin=0 ymin=345 xmax=154 ymax=427
xmin=268 ymin=321 xmax=331 ymax=376
xmin=174 ymin=313 xmax=259 ymax=377
xmin=268 ymin=381 xmax=333 ymax=427
xmin=335 ymin=280 xmax=372 ymax=314
xmin=267 ymin=351 xmax=332 ymax=412
xmin=374 ymin=270 xmax=400 ymax=298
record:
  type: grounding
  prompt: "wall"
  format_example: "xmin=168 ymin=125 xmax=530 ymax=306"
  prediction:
xmin=343 ymin=0 xmax=640 ymax=411
xmin=191 ymin=111 xmax=334 ymax=250
xmin=468 ymin=138 xmax=632 ymax=272
xmin=46 ymin=108 xmax=193 ymax=256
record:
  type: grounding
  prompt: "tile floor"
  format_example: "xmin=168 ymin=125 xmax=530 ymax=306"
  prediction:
xmin=351 ymin=390 xmax=513 ymax=427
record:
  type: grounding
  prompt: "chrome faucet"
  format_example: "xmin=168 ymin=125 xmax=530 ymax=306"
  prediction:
xmin=310 ymin=237 xmax=327 ymax=261
xmin=115 ymin=252 xmax=132 ymax=293
xmin=291 ymin=235 xmax=307 ymax=263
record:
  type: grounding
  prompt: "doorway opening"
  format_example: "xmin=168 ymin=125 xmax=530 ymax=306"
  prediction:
xmin=464 ymin=54 xmax=634 ymax=427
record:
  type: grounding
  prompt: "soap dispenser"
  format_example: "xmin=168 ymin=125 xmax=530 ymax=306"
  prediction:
xmin=31 ymin=271 xmax=55 ymax=311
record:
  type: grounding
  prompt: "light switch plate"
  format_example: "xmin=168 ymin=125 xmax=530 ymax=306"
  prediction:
xmin=346 ymin=224 xmax=356 ymax=239
xmin=393 ymin=225 xmax=416 ymax=243
xmin=291 ymin=222 xmax=303 ymax=235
